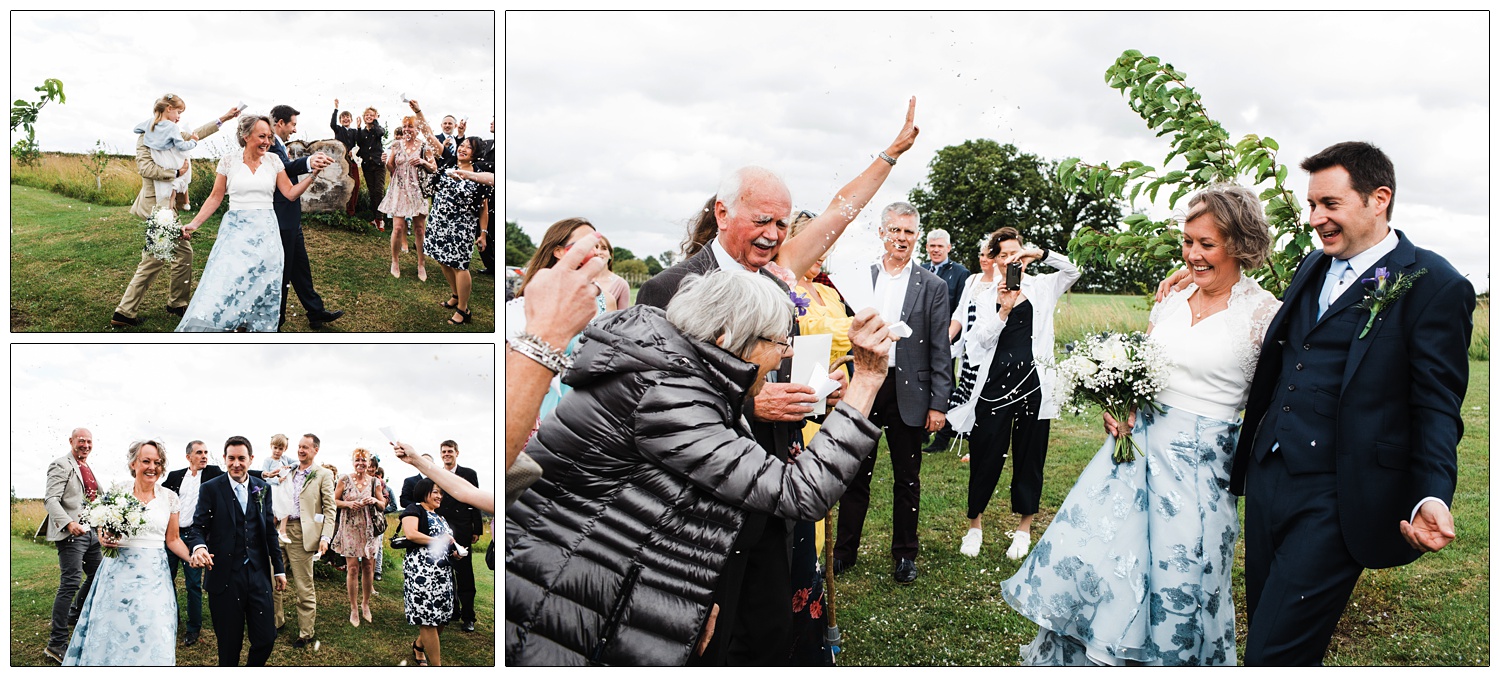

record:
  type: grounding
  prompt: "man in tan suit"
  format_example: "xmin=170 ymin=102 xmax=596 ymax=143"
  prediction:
xmin=42 ymin=428 xmax=102 ymax=663
xmin=273 ymin=433 xmax=336 ymax=647
xmin=111 ymin=103 xmax=240 ymax=328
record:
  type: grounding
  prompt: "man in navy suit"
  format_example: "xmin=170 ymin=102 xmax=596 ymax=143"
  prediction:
xmin=184 ymin=436 xmax=287 ymax=666
xmin=1233 ymin=142 xmax=1474 ymax=664
xmin=269 ymin=105 xmax=344 ymax=331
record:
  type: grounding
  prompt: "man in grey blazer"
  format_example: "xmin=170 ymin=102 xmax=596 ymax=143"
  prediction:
xmin=832 ymin=202 xmax=952 ymax=584
xmin=42 ymin=428 xmax=103 ymax=663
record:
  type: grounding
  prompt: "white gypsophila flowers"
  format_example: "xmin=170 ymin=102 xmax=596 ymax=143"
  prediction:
xmin=1050 ymin=330 xmax=1174 ymax=462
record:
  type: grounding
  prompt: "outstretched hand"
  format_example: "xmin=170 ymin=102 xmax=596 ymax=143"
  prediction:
xmin=1400 ymin=501 xmax=1456 ymax=553
xmin=885 ymin=96 xmax=920 ymax=159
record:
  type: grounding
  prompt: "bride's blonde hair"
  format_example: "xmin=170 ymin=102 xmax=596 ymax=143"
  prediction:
xmin=152 ymin=94 xmax=186 ymax=127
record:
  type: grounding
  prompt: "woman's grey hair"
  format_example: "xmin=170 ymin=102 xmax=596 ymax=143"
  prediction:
xmin=127 ymin=439 xmax=166 ymax=478
xmin=667 ymin=270 xmax=793 ymax=359
xmin=880 ymin=201 xmax=921 ymax=233
xmin=236 ymin=114 xmax=274 ymax=148
xmin=716 ymin=166 xmax=787 ymax=218
xmin=1183 ymin=184 xmax=1272 ymax=270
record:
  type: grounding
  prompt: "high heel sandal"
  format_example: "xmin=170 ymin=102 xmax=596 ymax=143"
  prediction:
xmin=349 ymin=609 xmax=360 ymax=627
xmin=361 ymin=604 xmax=372 ymax=623
xmin=439 ymin=295 xmax=458 ymax=309
xmin=412 ymin=641 xmax=428 ymax=666
xmin=448 ymin=307 xmax=472 ymax=325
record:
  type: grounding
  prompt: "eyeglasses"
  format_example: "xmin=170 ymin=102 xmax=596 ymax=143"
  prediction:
xmin=796 ymin=210 xmax=819 ymax=220
xmin=759 ymin=335 xmax=793 ymax=356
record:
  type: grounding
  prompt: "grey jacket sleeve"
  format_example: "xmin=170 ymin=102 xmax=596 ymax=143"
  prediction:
xmin=43 ymin=458 xmax=74 ymax=534
xmin=634 ymin=382 xmax=880 ymax=520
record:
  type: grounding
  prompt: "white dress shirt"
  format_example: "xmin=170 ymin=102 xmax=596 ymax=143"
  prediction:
xmin=873 ymin=258 xmax=914 ymax=367
xmin=711 ymin=236 xmax=760 ymax=273
xmin=1319 ymin=227 xmax=1398 ymax=310
xmin=178 ymin=467 xmax=204 ymax=528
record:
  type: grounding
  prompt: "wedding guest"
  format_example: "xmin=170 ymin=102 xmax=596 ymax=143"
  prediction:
xmin=507 ymin=270 xmax=895 ymax=665
xmin=353 ymin=106 xmax=388 ymax=230
xmin=112 ymin=102 xmax=239 ymax=328
xmin=43 ymin=429 xmax=102 ymax=664
xmin=274 ymin=434 xmax=337 ymax=648
xmin=330 ymin=100 xmax=362 ymax=217
xmin=932 ymin=234 xmax=1000 ymax=461
xmin=62 ymin=440 xmax=194 ymax=666
xmin=679 ymin=194 xmax=719 ymax=260
xmin=258 ymin=433 xmax=297 ymax=544
xmin=333 ymin=447 xmax=386 ymax=627
xmin=402 ymin=478 xmax=462 ymax=667
xmin=947 ymin=228 xmax=1081 ymax=560
xmin=162 ymin=440 xmax=221 ymax=647
xmin=436 ymin=441 xmax=483 ymax=633
xmin=424 ymin=136 xmax=491 ymax=324
xmin=380 ymin=116 xmax=434 ymax=280
xmin=594 ymin=234 xmax=631 ymax=311
xmin=369 ymin=465 xmax=392 ymax=582
xmin=434 ymin=114 xmax=460 ymax=166
xmin=401 ymin=454 xmax=434 ymax=508
xmin=268 ymin=104 xmax=345 ymax=331
xmin=131 ymin=94 xmax=197 ymax=210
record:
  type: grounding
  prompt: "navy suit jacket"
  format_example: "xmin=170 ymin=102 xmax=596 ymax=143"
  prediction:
xmin=1233 ymin=230 xmax=1473 ymax=568
xmin=183 ymin=474 xmax=285 ymax=593
xmin=270 ymin=138 xmax=311 ymax=233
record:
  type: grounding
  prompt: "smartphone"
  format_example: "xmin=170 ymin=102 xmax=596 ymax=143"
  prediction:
xmin=1005 ymin=262 xmax=1023 ymax=291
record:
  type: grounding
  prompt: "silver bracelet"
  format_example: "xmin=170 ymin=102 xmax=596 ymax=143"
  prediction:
xmin=878 ymin=151 xmax=897 ymax=166
xmin=510 ymin=332 xmax=572 ymax=374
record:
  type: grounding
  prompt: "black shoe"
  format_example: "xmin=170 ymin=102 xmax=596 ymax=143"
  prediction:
xmin=182 ymin=631 xmax=199 ymax=647
xmin=44 ymin=646 xmax=64 ymax=664
xmin=832 ymin=557 xmax=854 ymax=576
xmin=293 ymin=636 xmax=313 ymax=649
xmin=476 ymin=267 xmax=494 ymax=276
xmin=374 ymin=572 xmax=382 ymax=582
xmin=921 ymin=434 xmax=953 ymax=454
xmin=308 ymin=309 xmax=345 ymax=329
xmin=110 ymin=312 xmax=141 ymax=327
xmin=462 ymin=621 xmax=476 ymax=632
xmin=893 ymin=558 xmax=918 ymax=584
xmin=165 ymin=305 xmax=187 ymax=317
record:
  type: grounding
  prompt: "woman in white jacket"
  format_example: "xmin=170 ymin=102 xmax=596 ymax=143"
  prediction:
xmin=946 ymin=227 xmax=1080 ymax=560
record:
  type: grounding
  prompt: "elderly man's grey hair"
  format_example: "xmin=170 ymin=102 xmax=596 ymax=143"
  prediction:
xmin=880 ymin=201 xmax=922 ymax=233
xmin=667 ymin=270 xmax=793 ymax=359
xmin=716 ymin=166 xmax=789 ymax=219
xmin=127 ymin=439 xmax=166 ymax=478
xmin=926 ymin=228 xmax=951 ymax=244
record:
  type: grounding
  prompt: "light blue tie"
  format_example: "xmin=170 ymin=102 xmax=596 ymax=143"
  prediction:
xmin=234 ymin=481 xmax=247 ymax=513
xmin=1318 ymin=259 xmax=1351 ymax=319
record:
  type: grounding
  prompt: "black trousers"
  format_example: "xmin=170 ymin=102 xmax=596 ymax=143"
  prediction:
xmin=966 ymin=363 xmax=1047 ymax=518
xmin=362 ymin=161 xmax=386 ymax=216
xmin=278 ymin=225 xmax=327 ymax=327
xmin=453 ymin=539 xmax=477 ymax=624
xmin=476 ymin=217 xmax=495 ymax=271
xmin=688 ymin=515 xmax=791 ymax=665
xmin=207 ymin=563 xmax=277 ymax=666
xmin=1243 ymin=450 xmax=1364 ymax=665
xmin=834 ymin=377 xmax=925 ymax=563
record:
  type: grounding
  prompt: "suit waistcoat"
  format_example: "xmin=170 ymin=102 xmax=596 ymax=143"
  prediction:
xmin=238 ymin=485 xmax=267 ymax=573
xmin=1251 ymin=273 xmax=1364 ymax=473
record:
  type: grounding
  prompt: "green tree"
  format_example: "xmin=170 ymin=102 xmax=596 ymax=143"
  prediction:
xmin=658 ymin=250 xmax=678 ymax=268
xmin=80 ymin=140 xmax=114 ymax=193
xmin=615 ymin=258 xmax=649 ymax=278
xmin=612 ymin=247 xmax=636 ymax=262
xmin=505 ymin=220 xmax=535 ymax=267
xmin=10 ymin=78 xmax=65 ymax=166
xmin=643 ymin=256 xmax=663 ymax=276
xmin=1059 ymin=50 xmax=1307 ymax=296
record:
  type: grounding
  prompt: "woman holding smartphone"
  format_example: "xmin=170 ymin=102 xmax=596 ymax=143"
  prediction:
xmin=946 ymin=227 xmax=1081 ymax=561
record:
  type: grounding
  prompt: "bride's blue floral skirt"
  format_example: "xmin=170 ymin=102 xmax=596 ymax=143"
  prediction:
xmin=1001 ymin=403 xmax=1242 ymax=666
xmin=175 ymin=207 xmax=284 ymax=332
xmin=63 ymin=546 xmax=177 ymax=666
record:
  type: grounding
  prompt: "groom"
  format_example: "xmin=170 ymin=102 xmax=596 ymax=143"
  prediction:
xmin=268 ymin=104 xmax=344 ymax=331
xmin=184 ymin=436 xmax=286 ymax=666
xmin=1233 ymin=142 xmax=1474 ymax=665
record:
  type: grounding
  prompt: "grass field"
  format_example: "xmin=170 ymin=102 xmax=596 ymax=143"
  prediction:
xmin=10 ymin=183 xmax=495 ymax=332
xmin=820 ymin=293 xmax=1489 ymax=666
xmin=10 ymin=500 xmax=496 ymax=667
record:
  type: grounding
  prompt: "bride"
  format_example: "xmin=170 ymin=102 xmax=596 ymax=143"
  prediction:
xmin=1001 ymin=184 xmax=1279 ymax=666
xmin=64 ymin=440 xmax=195 ymax=666
xmin=175 ymin=115 xmax=327 ymax=332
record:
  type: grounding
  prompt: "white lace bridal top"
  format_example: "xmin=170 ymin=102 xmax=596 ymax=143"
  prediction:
xmin=1147 ymin=275 xmax=1281 ymax=421
xmin=118 ymin=488 xmax=180 ymax=549
xmin=217 ymin=152 xmax=285 ymax=211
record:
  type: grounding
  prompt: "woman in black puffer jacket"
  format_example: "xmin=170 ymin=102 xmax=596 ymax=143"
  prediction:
xmin=506 ymin=269 xmax=896 ymax=666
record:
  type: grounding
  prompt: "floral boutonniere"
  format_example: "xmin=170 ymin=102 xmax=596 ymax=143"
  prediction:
xmin=789 ymin=289 xmax=811 ymax=317
xmin=1353 ymin=267 xmax=1427 ymax=339
xmin=301 ymin=466 xmax=319 ymax=482
xmin=250 ymin=483 xmax=266 ymax=510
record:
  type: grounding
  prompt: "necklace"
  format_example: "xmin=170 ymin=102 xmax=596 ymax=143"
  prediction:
xmin=1193 ymin=290 xmax=1230 ymax=319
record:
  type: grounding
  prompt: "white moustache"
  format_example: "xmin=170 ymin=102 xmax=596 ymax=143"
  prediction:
xmin=752 ymin=237 xmax=778 ymax=248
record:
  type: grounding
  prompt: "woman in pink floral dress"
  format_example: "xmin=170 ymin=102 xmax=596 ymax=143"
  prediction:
xmin=379 ymin=115 xmax=434 ymax=281
xmin=333 ymin=447 xmax=387 ymax=627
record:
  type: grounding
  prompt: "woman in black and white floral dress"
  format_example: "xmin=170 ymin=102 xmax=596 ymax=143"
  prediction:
xmin=422 ymin=136 xmax=493 ymax=325
xmin=401 ymin=477 xmax=462 ymax=666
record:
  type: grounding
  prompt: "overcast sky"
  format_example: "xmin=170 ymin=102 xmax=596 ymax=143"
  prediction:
xmin=11 ymin=10 xmax=495 ymax=159
xmin=506 ymin=11 xmax=1489 ymax=293
xmin=13 ymin=344 xmax=494 ymax=499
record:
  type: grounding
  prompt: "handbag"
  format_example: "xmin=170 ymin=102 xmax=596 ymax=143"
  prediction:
xmin=371 ymin=505 xmax=388 ymax=538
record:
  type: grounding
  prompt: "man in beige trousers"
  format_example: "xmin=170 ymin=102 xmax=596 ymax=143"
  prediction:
xmin=274 ymin=433 xmax=336 ymax=648
xmin=111 ymin=102 xmax=240 ymax=327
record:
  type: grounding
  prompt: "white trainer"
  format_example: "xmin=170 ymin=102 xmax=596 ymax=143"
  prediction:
xmin=959 ymin=528 xmax=982 ymax=557
xmin=1005 ymin=530 xmax=1031 ymax=560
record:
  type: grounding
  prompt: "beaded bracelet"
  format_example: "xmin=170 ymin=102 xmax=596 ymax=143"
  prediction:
xmin=509 ymin=332 xmax=571 ymax=374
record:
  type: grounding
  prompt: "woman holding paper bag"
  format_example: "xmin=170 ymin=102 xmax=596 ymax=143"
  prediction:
xmin=947 ymin=228 xmax=1080 ymax=561
xmin=507 ymin=269 xmax=897 ymax=665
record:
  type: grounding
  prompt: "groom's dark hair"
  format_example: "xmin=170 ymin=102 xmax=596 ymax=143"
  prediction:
xmin=224 ymin=435 xmax=253 ymax=456
xmin=1301 ymin=141 xmax=1397 ymax=221
xmin=270 ymin=104 xmax=300 ymax=125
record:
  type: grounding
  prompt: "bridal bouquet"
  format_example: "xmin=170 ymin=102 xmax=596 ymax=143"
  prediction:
xmin=79 ymin=484 xmax=151 ymax=558
xmin=143 ymin=207 xmax=184 ymax=263
xmin=1053 ymin=330 xmax=1172 ymax=463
